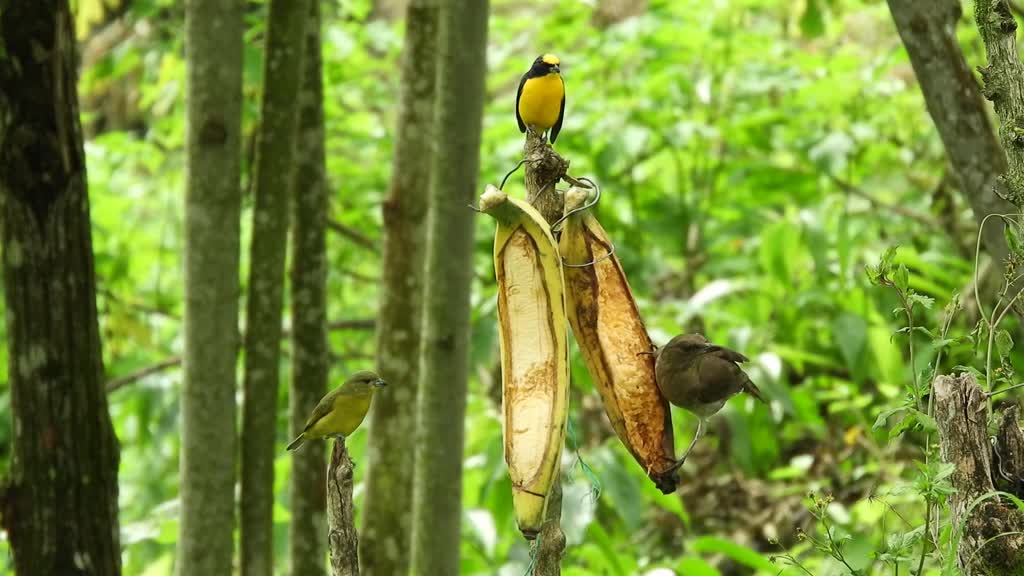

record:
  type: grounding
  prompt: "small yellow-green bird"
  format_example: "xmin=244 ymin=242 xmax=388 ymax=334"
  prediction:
xmin=516 ymin=53 xmax=565 ymax=144
xmin=286 ymin=370 xmax=387 ymax=451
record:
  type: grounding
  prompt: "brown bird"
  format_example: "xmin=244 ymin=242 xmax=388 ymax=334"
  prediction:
xmin=652 ymin=333 xmax=766 ymax=473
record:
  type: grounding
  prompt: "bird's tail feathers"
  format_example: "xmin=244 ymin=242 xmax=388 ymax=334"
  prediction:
xmin=744 ymin=377 xmax=767 ymax=404
xmin=286 ymin=435 xmax=305 ymax=451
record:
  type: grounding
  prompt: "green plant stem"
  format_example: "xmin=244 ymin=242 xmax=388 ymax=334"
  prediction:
xmin=915 ymin=496 xmax=932 ymax=576
xmin=986 ymin=284 xmax=1024 ymax=390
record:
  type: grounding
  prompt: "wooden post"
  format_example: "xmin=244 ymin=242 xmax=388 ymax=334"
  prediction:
xmin=328 ymin=440 xmax=360 ymax=576
xmin=521 ymin=129 xmax=571 ymax=574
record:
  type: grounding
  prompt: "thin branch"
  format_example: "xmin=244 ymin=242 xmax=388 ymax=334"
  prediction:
xmin=105 ymin=318 xmax=375 ymax=391
xmin=97 ymin=286 xmax=180 ymax=321
xmin=106 ymin=356 xmax=183 ymax=392
xmin=328 ymin=219 xmax=378 ymax=251
xmin=827 ymin=173 xmax=949 ymax=232
xmin=1009 ymin=0 xmax=1024 ymax=19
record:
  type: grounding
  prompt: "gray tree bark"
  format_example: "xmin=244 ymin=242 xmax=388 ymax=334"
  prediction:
xmin=887 ymin=0 xmax=1014 ymax=267
xmin=975 ymin=0 xmax=1024 ymax=206
xmin=240 ymin=1 xmax=308 ymax=574
xmin=178 ymin=0 xmax=244 ymax=574
xmin=359 ymin=2 xmax=438 ymax=575
xmin=0 ymin=2 xmax=121 ymax=573
xmin=934 ymin=374 xmax=1024 ymax=574
xmin=408 ymin=0 xmax=489 ymax=573
xmin=289 ymin=2 xmax=329 ymax=575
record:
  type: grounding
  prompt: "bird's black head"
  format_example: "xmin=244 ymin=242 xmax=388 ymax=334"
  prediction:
xmin=530 ymin=53 xmax=561 ymax=76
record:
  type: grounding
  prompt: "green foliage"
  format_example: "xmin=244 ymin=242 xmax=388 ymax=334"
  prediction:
xmin=6 ymin=0 xmax=1021 ymax=574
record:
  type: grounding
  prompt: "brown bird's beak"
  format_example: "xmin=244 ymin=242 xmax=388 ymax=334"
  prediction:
xmin=372 ymin=378 xmax=387 ymax=388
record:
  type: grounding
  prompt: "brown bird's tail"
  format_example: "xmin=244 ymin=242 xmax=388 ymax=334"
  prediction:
xmin=743 ymin=376 xmax=767 ymax=404
xmin=286 ymin=435 xmax=305 ymax=451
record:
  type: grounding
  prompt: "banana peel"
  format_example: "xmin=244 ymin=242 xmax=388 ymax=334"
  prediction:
xmin=480 ymin=185 xmax=570 ymax=539
xmin=558 ymin=186 xmax=679 ymax=493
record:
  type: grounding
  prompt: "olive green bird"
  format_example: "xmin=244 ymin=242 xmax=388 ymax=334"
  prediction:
xmin=286 ymin=370 xmax=387 ymax=451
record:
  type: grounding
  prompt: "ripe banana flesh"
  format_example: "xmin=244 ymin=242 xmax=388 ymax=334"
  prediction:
xmin=480 ymin=185 xmax=570 ymax=539
xmin=558 ymin=187 xmax=679 ymax=493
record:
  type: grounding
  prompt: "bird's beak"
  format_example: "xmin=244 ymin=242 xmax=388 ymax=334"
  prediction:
xmin=551 ymin=64 xmax=560 ymax=74
xmin=372 ymin=378 xmax=387 ymax=388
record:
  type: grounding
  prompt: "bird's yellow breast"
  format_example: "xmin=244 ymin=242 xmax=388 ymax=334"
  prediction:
xmin=308 ymin=393 xmax=372 ymax=438
xmin=519 ymin=73 xmax=563 ymax=130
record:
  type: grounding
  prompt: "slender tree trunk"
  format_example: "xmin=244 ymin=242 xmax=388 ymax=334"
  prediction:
xmin=240 ymin=1 xmax=308 ymax=574
xmin=290 ymin=2 xmax=329 ymax=575
xmin=887 ymin=0 xmax=1015 ymax=264
xmin=178 ymin=0 xmax=244 ymax=574
xmin=408 ymin=0 xmax=489 ymax=573
xmin=360 ymin=2 xmax=438 ymax=574
xmin=0 ymin=2 xmax=121 ymax=573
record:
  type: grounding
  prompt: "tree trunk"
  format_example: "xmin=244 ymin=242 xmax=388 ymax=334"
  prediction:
xmin=0 ymin=2 xmax=121 ymax=573
xmin=240 ymin=1 xmax=308 ymax=574
xmin=359 ymin=2 xmax=438 ymax=574
xmin=933 ymin=374 xmax=1024 ymax=574
xmin=177 ymin=0 xmax=244 ymax=574
xmin=974 ymin=0 xmax=1024 ymax=207
xmin=887 ymin=0 xmax=1014 ymax=269
xmin=289 ymin=3 xmax=329 ymax=576
xmin=408 ymin=0 xmax=489 ymax=573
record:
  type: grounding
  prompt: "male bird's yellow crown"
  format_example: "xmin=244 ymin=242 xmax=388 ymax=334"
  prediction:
xmin=541 ymin=54 xmax=560 ymax=65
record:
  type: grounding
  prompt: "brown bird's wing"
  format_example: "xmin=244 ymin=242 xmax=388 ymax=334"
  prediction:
xmin=706 ymin=345 xmax=765 ymax=403
xmin=515 ymin=72 xmax=527 ymax=133
xmin=705 ymin=345 xmax=749 ymax=364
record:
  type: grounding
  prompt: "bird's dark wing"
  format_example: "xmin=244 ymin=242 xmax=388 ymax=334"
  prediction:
xmin=706 ymin=345 xmax=749 ymax=364
xmin=550 ymin=79 xmax=565 ymax=143
xmin=515 ymin=72 xmax=527 ymax=133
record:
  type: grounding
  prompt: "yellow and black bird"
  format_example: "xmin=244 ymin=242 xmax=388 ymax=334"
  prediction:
xmin=516 ymin=53 xmax=565 ymax=144
xmin=286 ymin=370 xmax=387 ymax=451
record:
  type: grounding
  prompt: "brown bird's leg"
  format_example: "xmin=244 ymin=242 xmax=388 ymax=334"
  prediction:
xmin=665 ymin=418 xmax=705 ymax=474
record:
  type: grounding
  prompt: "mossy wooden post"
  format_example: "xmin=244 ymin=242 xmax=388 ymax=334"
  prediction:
xmin=522 ymin=129 xmax=570 ymax=575
xmin=933 ymin=374 xmax=1024 ymax=574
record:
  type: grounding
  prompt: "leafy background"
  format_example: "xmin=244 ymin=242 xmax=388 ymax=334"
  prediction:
xmin=1 ymin=0 xmax=1012 ymax=574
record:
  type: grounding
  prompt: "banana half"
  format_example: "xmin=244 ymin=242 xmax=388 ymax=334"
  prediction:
xmin=558 ymin=187 xmax=678 ymax=494
xmin=481 ymin=185 xmax=570 ymax=539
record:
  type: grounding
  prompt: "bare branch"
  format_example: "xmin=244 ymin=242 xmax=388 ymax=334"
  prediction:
xmin=328 ymin=219 xmax=378 ymax=251
xmin=106 ymin=356 xmax=183 ymax=392
xmin=105 ymin=318 xmax=375 ymax=392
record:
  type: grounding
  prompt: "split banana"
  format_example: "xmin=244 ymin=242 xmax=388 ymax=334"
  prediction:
xmin=558 ymin=187 xmax=679 ymax=493
xmin=480 ymin=185 xmax=569 ymax=539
